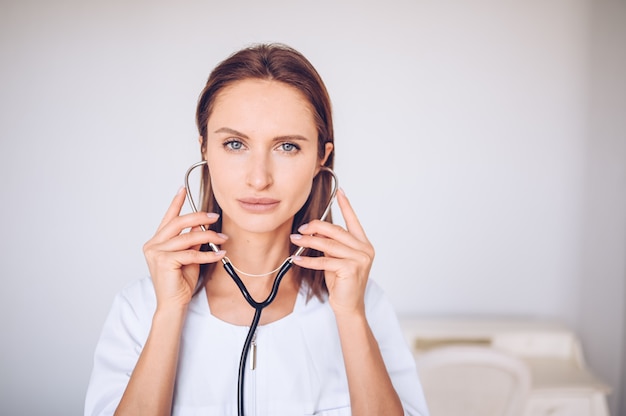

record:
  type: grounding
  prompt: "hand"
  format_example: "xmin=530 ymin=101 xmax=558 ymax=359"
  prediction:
xmin=143 ymin=187 xmax=227 ymax=311
xmin=290 ymin=189 xmax=374 ymax=316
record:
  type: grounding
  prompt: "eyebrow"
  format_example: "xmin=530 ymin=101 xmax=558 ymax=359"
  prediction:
xmin=214 ymin=127 xmax=249 ymax=138
xmin=213 ymin=127 xmax=311 ymax=143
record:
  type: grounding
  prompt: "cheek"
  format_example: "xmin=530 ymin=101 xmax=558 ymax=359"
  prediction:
xmin=206 ymin=160 xmax=232 ymax=206
xmin=295 ymin=182 xmax=313 ymax=208
xmin=289 ymin=173 xmax=316 ymax=213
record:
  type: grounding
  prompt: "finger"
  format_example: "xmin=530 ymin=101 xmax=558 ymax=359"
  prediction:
xmin=175 ymin=248 xmax=226 ymax=266
xmin=335 ymin=188 xmax=369 ymax=243
xmin=290 ymin=233 xmax=367 ymax=260
xmin=188 ymin=225 xmax=224 ymax=251
xmin=156 ymin=187 xmax=187 ymax=233
xmin=291 ymin=254 xmax=353 ymax=274
xmin=156 ymin=229 xmax=228 ymax=253
xmin=296 ymin=220 xmax=369 ymax=255
xmin=154 ymin=211 xmax=220 ymax=243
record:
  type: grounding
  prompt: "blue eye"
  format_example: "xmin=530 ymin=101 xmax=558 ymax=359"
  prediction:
xmin=281 ymin=143 xmax=299 ymax=152
xmin=225 ymin=140 xmax=243 ymax=151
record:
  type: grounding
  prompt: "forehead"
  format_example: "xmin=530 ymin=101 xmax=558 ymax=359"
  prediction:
xmin=208 ymin=79 xmax=316 ymax=136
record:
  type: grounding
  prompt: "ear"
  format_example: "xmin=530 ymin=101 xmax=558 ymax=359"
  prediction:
xmin=198 ymin=135 xmax=206 ymax=154
xmin=321 ymin=142 xmax=334 ymax=166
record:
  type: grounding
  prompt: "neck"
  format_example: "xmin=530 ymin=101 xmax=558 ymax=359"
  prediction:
xmin=220 ymin=225 xmax=293 ymax=278
xmin=205 ymin=218 xmax=301 ymax=319
xmin=211 ymin=232 xmax=295 ymax=301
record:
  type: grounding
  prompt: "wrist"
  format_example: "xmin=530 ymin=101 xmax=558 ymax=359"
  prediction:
xmin=332 ymin=306 xmax=367 ymax=327
xmin=153 ymin=304 xmax=188 ymax=327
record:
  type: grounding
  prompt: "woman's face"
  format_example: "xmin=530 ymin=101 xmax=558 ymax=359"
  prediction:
xmin=203 ymin=78 xmax=331 ymax=236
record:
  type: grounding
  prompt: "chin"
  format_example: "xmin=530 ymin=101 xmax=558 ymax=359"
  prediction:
xmin=228 ymin=212 xmax=294 ymax=236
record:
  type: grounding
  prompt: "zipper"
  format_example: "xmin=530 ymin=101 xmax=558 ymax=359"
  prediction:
xmin=250 ymin=330 xmax=257 ymax=371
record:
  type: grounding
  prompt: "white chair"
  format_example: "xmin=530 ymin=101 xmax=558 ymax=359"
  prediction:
xmin=416 ymin=345 xmax=531 ymax=416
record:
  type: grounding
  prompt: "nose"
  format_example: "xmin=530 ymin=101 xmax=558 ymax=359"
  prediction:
xmin=245 ymin=152 xmax=273 ymax=190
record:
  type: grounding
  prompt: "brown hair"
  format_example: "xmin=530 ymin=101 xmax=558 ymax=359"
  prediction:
xmin=195 ymin=43 xmax=335 ymax=299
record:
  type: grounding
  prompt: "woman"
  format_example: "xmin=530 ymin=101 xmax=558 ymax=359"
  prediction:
xmin=85 ymin=43 xmax=429 ymax=416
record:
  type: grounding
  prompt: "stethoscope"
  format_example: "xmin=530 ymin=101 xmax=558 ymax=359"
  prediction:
xmin=184 ymin=160 xmax=339 ymax=416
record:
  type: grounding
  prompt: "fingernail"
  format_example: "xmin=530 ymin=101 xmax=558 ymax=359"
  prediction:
xmin=177 ymin=186 xmax=186 ymax=194
xmin=338 ymin=187 xmax=346 ymax=196
xmin=216 ymin=250 xmax=226 ymax=256
xmin=217 ymin=233 xmax=228 ymax=239
xmin=206 ymin=212 xmax=219 ymax=219
xmin=298 ymin=223 xmax=308 ymax=233
xmin=293 ymin=256 xmax=303 ymax=262
xmin=290 ymin=234 xmax=302 ymax=240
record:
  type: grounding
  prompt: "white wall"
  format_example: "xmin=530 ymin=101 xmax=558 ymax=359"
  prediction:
xmin=0 ymin=0 xmax=624 ymax=414
xmin=578 ymin=0 xmax=626 ymax=413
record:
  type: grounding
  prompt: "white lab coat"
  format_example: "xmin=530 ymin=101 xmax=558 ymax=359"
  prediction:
xmin=85 ymin=277 xmax=429 ymax=415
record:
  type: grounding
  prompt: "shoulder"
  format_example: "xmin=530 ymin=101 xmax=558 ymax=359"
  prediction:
xmin=93 ymin=277 xmax=157 ymax=352
xmin=110 ymin=276 xmax=157 ymax=323
xmin=85 ymin=278 xmax=157 ymax=414
xmin=117 ymin=276 xmax=155 ymax=302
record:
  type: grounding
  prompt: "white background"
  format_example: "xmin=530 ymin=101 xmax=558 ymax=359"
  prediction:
xmin=1 ymin=0 xmax=624 ymax=414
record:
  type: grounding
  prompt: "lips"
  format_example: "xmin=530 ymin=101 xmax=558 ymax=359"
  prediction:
xmin=237 ymin=197 xmax=280 ymax=213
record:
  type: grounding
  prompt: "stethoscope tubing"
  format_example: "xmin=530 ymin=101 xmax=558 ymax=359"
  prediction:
xmin=183 ymin=160 xmax=337 ymax=416
xmin=234 ymin=259 xmax=294 ymax=414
